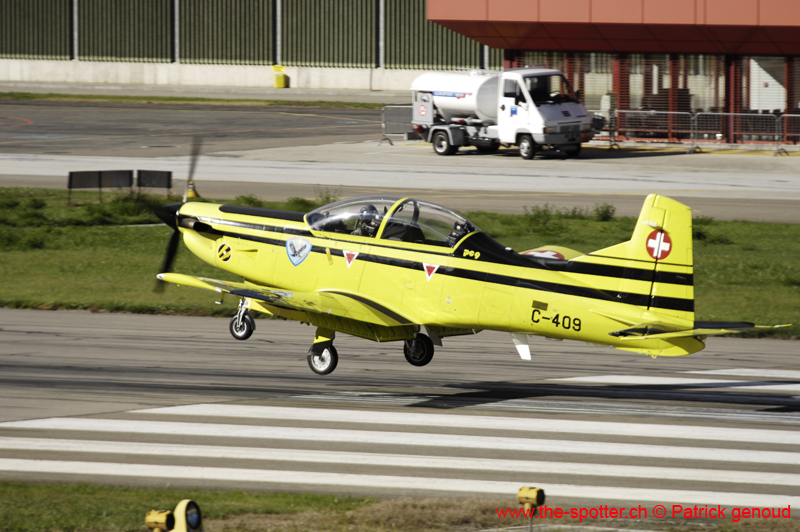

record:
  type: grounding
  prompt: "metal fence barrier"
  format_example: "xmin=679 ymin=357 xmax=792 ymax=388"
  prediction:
xmin=595 ymin=110 xmax=798 ymax=154
xmin=380 ymin=105 xmax=799 ymax=153
xmin=616 ymin=110 xmax=694 ymax=143
xmin=379 ymin=105 xmax=419 ymax=145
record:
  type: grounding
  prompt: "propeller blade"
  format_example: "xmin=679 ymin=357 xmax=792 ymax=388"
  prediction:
xmin=188 ymin=136 xmax=202 ymax=182
xmin=154 ymin=229 xmax=181 ymax=293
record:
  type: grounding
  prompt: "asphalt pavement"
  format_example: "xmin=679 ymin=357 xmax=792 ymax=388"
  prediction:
xmin=1 ymin=308 xmax=799 ymax=509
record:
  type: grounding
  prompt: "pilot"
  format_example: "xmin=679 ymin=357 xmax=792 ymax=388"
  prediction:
xmin=446 ymin=221 xmax=470 ymax=247
xmin=352 ymin=204 xmax=382 ymax=237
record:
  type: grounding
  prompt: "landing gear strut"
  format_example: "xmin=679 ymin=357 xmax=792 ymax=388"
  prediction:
xmin=307 ymin=327 xmax=338 ymax=375
xmin=229 ymin=298 xmax=255 ymax=340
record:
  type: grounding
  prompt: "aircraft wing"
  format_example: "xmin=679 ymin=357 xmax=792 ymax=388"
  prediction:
xmin=157 ymin=273 xmax=413 ymax=327
xmin=610 ymin=321 xmax=790 ymax=340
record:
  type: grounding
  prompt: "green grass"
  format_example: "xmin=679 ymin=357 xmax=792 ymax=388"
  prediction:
xmin=0 ymin=189 xmax=797 ymax=336
xmin=0 ymin=481 xmax=373 ymax=532
xmin=0 ymin=91 xmax=391 ymax=109
xmin=1 ymin=481 xmax=797 ymax=532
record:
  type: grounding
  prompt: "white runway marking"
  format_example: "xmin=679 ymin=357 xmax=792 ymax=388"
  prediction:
xmin=1 ymin=459 xmax=797 ymax=507
xmin=1 ymin=437 xmax=798 ymax=487
xmin=687 ymin=369 xmax=800 ymax=379
xmin=132 ymin=404 xmax=800 ymax=445
xmin=550 ymin=375 xmax=800 ymax=393
xmin=3 ymin=418 xmax=799 ymax=465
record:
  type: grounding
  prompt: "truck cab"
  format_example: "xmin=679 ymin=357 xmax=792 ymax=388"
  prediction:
xmin=411 ymin=68 xmax=594 ymax=159
xmin=497 ymin=69 xmax=592 ymax=157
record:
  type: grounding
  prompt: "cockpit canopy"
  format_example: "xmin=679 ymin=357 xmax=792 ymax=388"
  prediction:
xmin=305 ymin=196 xmax=478 ymax=248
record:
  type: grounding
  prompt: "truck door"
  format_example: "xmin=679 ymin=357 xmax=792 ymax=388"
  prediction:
xmin=498 ymin=77 xmax=531 ymax=144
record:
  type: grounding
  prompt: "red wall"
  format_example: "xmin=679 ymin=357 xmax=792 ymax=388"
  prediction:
xmin=428 ymin=0 xmax=800 ymax=54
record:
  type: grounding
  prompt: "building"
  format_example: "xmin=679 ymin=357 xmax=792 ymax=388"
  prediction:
xmin=428 ymin=0 xmax=800 ymax=143
xmin=2 ymin=0 xmax=798 ymax=143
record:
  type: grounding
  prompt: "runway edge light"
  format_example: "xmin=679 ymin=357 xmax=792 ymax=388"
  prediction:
xmin=517 ymin=486 xmax=545 ymax=513
xmin=146 ymin=499 xmax=203 ymax=532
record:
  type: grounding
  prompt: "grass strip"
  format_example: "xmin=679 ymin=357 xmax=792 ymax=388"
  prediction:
xmin=2 ymin=481 xmax=796 ymax=532
xmin=0 ymin=187 xmax=797 ymax=337
xmin=0 ymin=481 xmax=373 ymax=532
xmin=0 ymin=91 xmax=392 ymax=109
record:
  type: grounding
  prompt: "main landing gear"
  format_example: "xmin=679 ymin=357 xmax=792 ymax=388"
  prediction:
xmin=307 ymin=328 xmax=338 ymax=375
xmin=403 ymin=333 xmax=435 ymax=367
xmin=305 ymin=330 xmax=435 ymax=376
xmin=226 ymin=306 xmax=437 ymax=376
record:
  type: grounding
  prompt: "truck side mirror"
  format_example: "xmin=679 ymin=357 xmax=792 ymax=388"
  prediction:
xmin=575 ymin=89 xmax=582 ymax=102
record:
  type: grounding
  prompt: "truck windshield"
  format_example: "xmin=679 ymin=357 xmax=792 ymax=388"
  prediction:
xmin=524 ymin=75 xmax=578 ymax=105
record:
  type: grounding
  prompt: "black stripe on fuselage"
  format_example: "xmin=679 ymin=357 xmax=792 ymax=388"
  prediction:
xmin=454 ymin=232 xmax=692 ymax=286
xmin=198 ymin=223 xmax=694 ymax=313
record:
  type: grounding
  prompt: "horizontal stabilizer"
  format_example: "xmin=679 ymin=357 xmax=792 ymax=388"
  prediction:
xmin=610 ymin=321 xmax=790 ymax=341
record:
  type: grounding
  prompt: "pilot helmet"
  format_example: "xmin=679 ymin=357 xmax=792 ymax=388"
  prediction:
xmin=356 ymin=204 xmax=382 ymax=236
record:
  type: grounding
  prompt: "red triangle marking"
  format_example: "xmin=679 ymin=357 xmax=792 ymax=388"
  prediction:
xmin=423 ymin=263 xmax=439 ymax=281
xmin=344 ymin=250 xmax=359 ymax=268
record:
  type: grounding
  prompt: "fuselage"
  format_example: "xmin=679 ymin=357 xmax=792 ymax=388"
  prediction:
xmin=175 ymin=196 xmax=700 ymax=357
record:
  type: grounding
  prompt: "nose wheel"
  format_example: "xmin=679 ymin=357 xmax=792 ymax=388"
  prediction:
xmin=229 ymin=299 xmax=256 ymax=340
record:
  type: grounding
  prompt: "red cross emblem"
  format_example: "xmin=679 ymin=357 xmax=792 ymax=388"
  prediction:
xmin=646 ymin=230 xmax=672 ymax=260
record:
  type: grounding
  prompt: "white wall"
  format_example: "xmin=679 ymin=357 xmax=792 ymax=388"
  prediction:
xmin=0 ymin=59 xmax=427 ymax=92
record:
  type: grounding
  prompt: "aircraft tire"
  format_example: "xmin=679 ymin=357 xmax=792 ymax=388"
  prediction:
xmin=229 ymin=312 xmax=255 ymax=340
xmin=518 ymin=135 xmax=536 ymax=160
xmin=307 ymin=345 xmax=338 ymax=375
xmin=403 ymin=333 xmax=434 ymax=367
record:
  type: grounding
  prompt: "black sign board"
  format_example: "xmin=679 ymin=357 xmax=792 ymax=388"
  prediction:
xmin=67 ymin=170 xmax=133 ymax=204
xmin=137 ymin=170 xmax=172 ymax=189
xmin=100 ymin=170 xmax=134 ymax=188
xmin=68 ymin=170 xmax=133 ymax=189
xmin=68 ymin=171 xmax=100 ymax=190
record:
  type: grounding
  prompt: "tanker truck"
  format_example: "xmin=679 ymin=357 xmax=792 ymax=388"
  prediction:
xmin=410 ymin=68 xmax=593 ymax=159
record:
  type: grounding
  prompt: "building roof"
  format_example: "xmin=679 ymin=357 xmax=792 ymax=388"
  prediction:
xmin=428 ymin=0 xmax=800 ymax=55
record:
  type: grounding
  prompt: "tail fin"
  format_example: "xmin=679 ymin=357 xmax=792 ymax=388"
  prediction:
xmin=590 ymin=194 xmax=694 ymax=321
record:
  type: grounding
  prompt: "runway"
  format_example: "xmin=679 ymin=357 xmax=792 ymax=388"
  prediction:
xmin=1 ymin=308 xmax=798 ymax=509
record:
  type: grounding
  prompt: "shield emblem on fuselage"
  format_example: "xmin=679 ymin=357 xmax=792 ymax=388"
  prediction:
xmin=286 ymin=237 xmax=312 ymax=266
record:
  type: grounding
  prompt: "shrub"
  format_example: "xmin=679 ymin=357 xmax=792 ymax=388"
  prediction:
xmin=594 ymin=202 xmax=616 ymax=222
xmin=522 ymin=204 xmax=566 ymax=235
xmin=235 ymin=194 xmax=263 ymax=208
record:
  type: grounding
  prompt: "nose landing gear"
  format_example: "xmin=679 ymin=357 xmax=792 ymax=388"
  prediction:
xmin=229 ymin=298 xmax=256 ymax=340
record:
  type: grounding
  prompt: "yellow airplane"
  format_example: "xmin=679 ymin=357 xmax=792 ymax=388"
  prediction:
xmin=154 ymin=193 xmax=785 ymax=375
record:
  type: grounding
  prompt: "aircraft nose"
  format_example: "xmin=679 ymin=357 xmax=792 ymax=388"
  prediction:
xmin=153 ymin=202 xmax=183 ymax=230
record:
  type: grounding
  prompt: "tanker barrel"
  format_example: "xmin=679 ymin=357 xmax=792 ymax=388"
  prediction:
xmin=410 ymin=70 xmax=500 ymax=123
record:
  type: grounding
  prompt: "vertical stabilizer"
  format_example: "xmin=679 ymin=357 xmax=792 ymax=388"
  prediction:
xmin=589 ymin=194 xmax=694 ymax=320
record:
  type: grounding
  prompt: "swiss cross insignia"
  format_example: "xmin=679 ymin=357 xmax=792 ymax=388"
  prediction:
xmin=646 ymin=230 xmax=672 ymax=260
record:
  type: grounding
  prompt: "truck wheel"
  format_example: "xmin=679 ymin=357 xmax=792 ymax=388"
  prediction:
xmin=564 ymin=145 xmax=582 ymax=158
xmin=518 ymin=135 xmax=536 ymax=160
xmin=432 ymin=131 xmax=457 ymax=156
